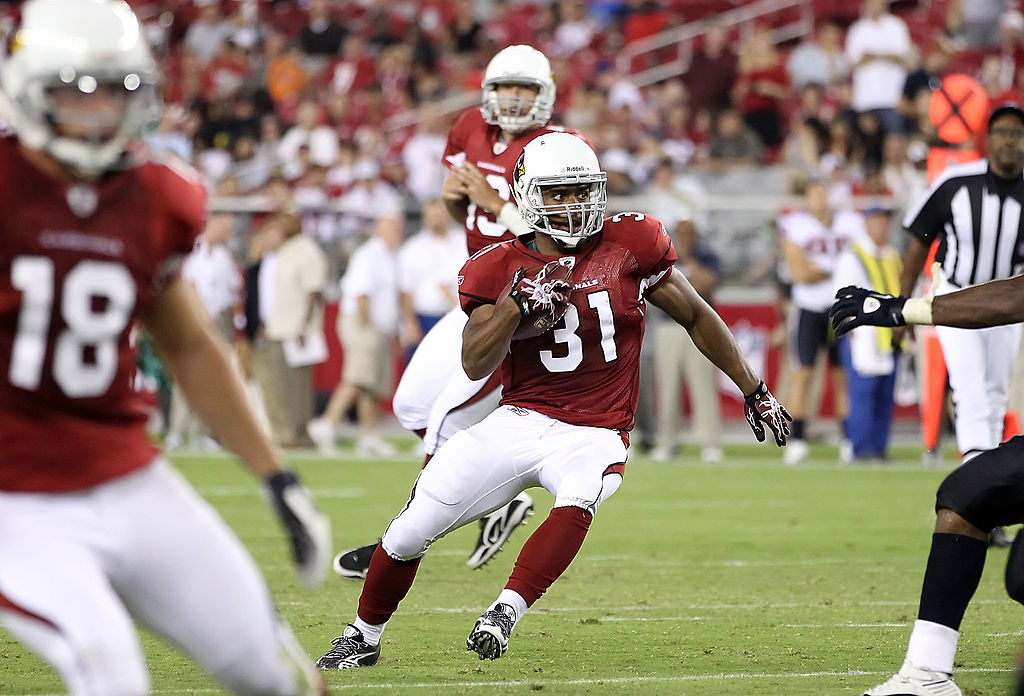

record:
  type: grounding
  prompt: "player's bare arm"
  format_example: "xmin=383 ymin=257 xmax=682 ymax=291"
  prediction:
xmin=647 ymin=267 xmax=760 ymax=396
xmin=783 ymin=240 xmax=829 ymax=284
xmin=927 ymin=274 xmax=1024 ymax=327
xmin=141 ymin=276 xmax=331 ymax=587
xmin=140 ymin=277 xmax=281 ymax=476
xmin=462 ymin=299 xmax=522 ymax=380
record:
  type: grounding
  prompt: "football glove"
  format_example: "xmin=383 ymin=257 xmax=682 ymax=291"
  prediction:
xmin=829 ymin=286 xmax=907 ymax=338
xmin=743 ymin=381 xmax=792 ymax=447
xmin=265 ymin=470 xmax=332 ymax=588
xmin=506 ymin=261 xmax=573 ymax=338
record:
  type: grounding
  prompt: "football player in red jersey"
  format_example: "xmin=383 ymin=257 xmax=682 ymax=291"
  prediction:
xmin=331 ymin=45 xmax=570 ymax=579
xmin=0 ymin=1 xmax=330 ymax=694
xmin=315 ymin=132 xmax=791 ymax=670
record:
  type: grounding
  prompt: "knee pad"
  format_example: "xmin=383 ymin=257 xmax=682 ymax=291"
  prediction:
xmin=554 ymin=471 xmax=623 ymax=515
xmin=1007 ymin=533 xmax=1024 ymax=605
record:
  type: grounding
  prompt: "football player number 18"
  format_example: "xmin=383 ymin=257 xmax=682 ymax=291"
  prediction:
xmin=10 ymin=256 xmax=136 ymax=397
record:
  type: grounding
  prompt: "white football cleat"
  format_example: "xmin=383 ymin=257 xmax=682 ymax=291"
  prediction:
xmin=783 ymin=438 xmax=809 ymax=466
xmin=862 ymin=660 xmax=962 ymax=696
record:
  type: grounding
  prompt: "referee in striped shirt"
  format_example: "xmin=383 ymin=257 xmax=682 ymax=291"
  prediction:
xmin=898 ymin=103 xmax=1024 ymax=468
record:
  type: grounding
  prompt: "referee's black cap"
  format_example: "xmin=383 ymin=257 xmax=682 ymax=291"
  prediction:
xmin=988 ymin=102 xmax=1024 ymax=130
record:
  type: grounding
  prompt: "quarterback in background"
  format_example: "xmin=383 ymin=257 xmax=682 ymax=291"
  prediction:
xmin=330 ymin=44 xmax=570 ymax=579
xmin=315 ymin=133 xmax=790 ymax=670
xmin=0 ymin=1 xmax=330 ymax=694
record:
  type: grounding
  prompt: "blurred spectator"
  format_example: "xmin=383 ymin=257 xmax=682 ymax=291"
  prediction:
xmin=402 ymin=107 xmax=449 ymax=203
xmin=265 ymin=36 xmax=309 ymax=109
xmin=832 ymin=206 xmax=901 ymax=462
xmin=845 ymin=0 xmax=912 ymax=134
xmin=229 ymin=134 xmax=275 ymax=193
xmin=254 ymin=213 xmax=328 ymax=449
xmin=308 ymin=216 xmax=403 ymax=457
xmin=685 ymin=23 xmax=737 ymax=116
xmin=184 ymin=0 xmax=231 ymax=65
xmin=787 ymin=21 xmax=849 ymax=91
xmin=552 ymin=0 xmax=597 ymax=58
xmin=451 ymin=0 xmax=483 ymax=53
xmin=323 ymin=35 xmax=377 ymax=95
xmin=705 ymin=107 xmax=764 ymax=171
xmin=146 ymin=104 xmax=194 ymax=161
xmin=783 ymin=117 xmax=828 ymax=185
xmin=901 ymin=41 xmax=950 ymax=112
xmin=397 ymin=199 xmax=468 ymax=360
xmin=279 ymin=100 xmax=340 ymax=172
xmin=881 ymin=133 xmax=926 ymax=214
xmin=299 ymin=0 xmax=346 ymax=57
xmin=779 ymin=180 xmax=860 ymax=465
xmin=166 ymin=214 xmax=242 ymax=451
xmin=961 ymin=0 xmax=1004 ymax=49
xmin=202 ymin=37 xmax=251 ymax=101
xmin=643 ymin=164 xmax=723 ymax=464
xmin=997 ymin=10 xmax=1024 ymax=88
xmin=733 ymin=25 xmax=789 ymax=149
xmin=339 ymin=160 xmax=403 ymax=226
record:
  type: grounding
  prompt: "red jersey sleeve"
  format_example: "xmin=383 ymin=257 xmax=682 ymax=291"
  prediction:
xmin=458 ymin=242 xmax=515 ymax=315
xmin=442 ymin=109 xmax=477 ymax=170
xmin=607 ymin=212 xmax=677 ymax=293
xmin=142 ymin=153 xmax=208 ymax=291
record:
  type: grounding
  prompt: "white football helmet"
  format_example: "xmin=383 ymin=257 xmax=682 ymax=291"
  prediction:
xmin=0 ymin=0 xmax=161 ymax=175
xmin=481 ymin=45 xmax=555 ymax=134
xmin=512 ymin=132 xmax=607 ymax=247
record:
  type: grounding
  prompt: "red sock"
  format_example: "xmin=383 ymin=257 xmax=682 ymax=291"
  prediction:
xmin=357 ymin=545 xmax=421 ymax=625
xmin=506 ymin=506 xmax=592 ymax=606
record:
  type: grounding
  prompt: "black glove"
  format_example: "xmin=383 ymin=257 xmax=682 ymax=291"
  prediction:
xmin=829 ymin=286 xmax=907 ymax=338
xmin=743 ymin=381 xmax=793 ymax=447
xmin=265 ymin=470 xmax=331 ymax=588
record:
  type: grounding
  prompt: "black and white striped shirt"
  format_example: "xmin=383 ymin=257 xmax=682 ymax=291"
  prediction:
xmin=903 ymin=159 xmax=1024 ymax=287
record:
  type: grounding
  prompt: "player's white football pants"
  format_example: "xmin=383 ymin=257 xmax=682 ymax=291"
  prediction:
xmin=0 ymin=459 xmax=319 ymax=696
xmin=392 ymin=306 xmax=500 ymax=454
xmin=935 ymin=278 xmax=1022 ymax=455
xmin=381 ymin=405 xmax=627 ymax=560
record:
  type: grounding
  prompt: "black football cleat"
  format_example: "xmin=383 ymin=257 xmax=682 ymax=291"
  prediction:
xmin=316 ymin=625 xmax=380 ymax=670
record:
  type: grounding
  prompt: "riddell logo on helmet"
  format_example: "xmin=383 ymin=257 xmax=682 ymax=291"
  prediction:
xmin=563 ymin=166 xmax=588 ymax=172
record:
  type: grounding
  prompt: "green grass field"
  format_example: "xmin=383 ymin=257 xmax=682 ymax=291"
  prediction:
xmin=2 ymin=443 xmax=1021 ymax=695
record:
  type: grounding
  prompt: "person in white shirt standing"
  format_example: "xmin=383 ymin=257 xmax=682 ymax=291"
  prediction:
xmin=780 ymin=180 xmax=863 ymax=464
xmin=845 ymin=0 xmax=912 ymax=134
xmin=397 ymin=199 xmax=468 ymax=362
xmin=309 ymin=215 xmax=402 ymax=457
xmin=831 ymin=206 xmax=902 ymax=462
xmin=166 ymin=213 xmax=243 ymax=450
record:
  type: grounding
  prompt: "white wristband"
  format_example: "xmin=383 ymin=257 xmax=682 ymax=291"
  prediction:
xmin=498 ymin=202 xmax=531 ymax=237
xmin=901 ymin=297 xmax=933 ymax=325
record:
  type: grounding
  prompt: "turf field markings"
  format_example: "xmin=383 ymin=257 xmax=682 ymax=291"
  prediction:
xmin=779 ymin=623 xmax=908 ymax=628
xmin=8 ymin=667 xmax=1014 ymax=695
xmin=196 ymin=486 xmax=363 ymax=498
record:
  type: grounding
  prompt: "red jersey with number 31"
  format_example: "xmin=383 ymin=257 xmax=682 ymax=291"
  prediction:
xmin=0 ymin=137 xmax=205 ymax=492
xmin=459 ymin=213 xmax=677 ymax=433
xmin=443 ymin=109 xmax=569 ymax=255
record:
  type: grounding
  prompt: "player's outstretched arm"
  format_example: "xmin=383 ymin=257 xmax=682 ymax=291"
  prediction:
xmin=831 ymin=273 xmax=1024 ymax=335
xmin=140 ymin=277 xmax=331 ymax=588
xmin=647 ymin=268 xmax=791 ymax=445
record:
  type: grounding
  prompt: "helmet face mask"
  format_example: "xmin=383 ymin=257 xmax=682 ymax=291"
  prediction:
xmin=513 ymin=133 xmax=608 ymax=248
xmin=480 ymin=45 xmax=555 ymax=134
xmin=1 ymin=0 xmax=162 ymax=176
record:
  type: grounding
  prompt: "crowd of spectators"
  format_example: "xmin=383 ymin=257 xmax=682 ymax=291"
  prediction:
xmin=5 ymin=0 xmax=1019 ymax=283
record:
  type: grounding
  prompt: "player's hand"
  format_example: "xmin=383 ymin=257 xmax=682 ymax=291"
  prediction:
xmin=264 ymin=470 xmax=332 ymax=588
xmin=508 ymin=262 xmax=573 ymax=325
xmin=829 ymin=286 xmax=907 ymax=337
xmin=442 ymin=169 xmax=469 ymax=201
xmin=451 ymin=162 xmax=506 ymax=213
xmin=743 ymin=381 xmax=792 ymax=446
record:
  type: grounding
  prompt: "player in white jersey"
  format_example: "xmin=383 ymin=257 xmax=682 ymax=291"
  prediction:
xmin=333 ymin=46 xmax=567 ymax=579
xmin=779 ymin=180 xmax=862 ymax=464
